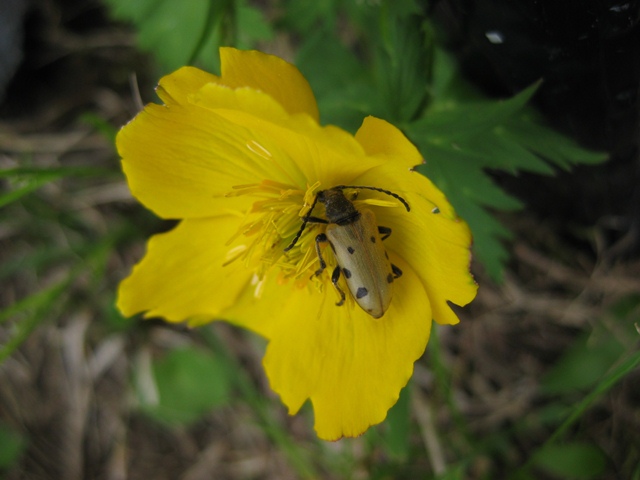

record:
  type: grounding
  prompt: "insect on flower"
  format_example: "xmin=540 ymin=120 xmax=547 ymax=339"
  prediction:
xmin=116 ymin=47 xmax=478 ymax=440
xmin=285 ymin=185 xmax=410 ymax=318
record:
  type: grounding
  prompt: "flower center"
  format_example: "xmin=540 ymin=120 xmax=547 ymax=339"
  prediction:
xmin=225 ymin=180 xmax=324 ymax=288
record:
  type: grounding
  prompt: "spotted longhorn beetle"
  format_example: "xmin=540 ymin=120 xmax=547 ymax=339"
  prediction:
xmin=284 ymin=186 xmax=410 ymax=318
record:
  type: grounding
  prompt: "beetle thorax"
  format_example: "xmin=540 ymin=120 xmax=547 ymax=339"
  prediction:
xmin=319 ymin=189 xmax=361 ymax=225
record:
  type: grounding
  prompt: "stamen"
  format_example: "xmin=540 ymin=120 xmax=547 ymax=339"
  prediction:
xmin=253 ymin=276 xmax=265 ymax=299
xmin=246 ymin=140 xmax=272 ymax=159
xmin=299 ymin=181 xmax=321 ymax=216
xmin=223 ymin=244 xmax=248 ymax=266
xmin=222 ymin=179 xmax=330 ymax=289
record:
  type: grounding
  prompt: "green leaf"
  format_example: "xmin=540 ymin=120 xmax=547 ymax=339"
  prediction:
xmin=104 ymin=0 xmax=227 ymax=72
xmin=140 ymin=347 xmax=231 ymax=426
xmin=435 ymin=465 xmax=468 ymax=480
xmin=0 ymin=423 xmax=26 ymax=469
xmin=0 ymin=166 xmax=110 ymax=208
xmin=407 ymin=72 xmax=606 ymax=280
xmin=104 ymin=0 xmax=163 ymax=23
xmin=279 ymin=0 xmax=338 ymax=34
xmin=0 ymin=168 xmax=70 ymax=208
xmin=532 ymin=442 xmax=608 ymax=479
xmin=296 ymin=30 xmax=373 ymax=130
xmin=236 ymin=3 xmax=273 ymax=49
xmin=371 ymin=5 xmax=432 ymax=122
xmin=0 ymin=278 xmax=71 ymax=364
xmin=544 ymin=348 xmax=640 ymax=446
xmin=79 ymin=112 xmax=119 ymax=144
xmin=504 ymin=113 xmax=608 ymax=169
xmin=418 ymin=82 xmax=539 ymax=141
xmin=380 ymin=383 xmax=412 ymax=460
xmin=541 ymin=332 xmax=625 ymax=395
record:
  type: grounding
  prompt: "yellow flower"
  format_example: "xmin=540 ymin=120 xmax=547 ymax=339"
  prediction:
xmin=116 ymin=47 xmax=477 ymax=441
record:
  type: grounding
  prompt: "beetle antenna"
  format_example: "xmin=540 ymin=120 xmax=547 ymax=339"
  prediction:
xmin=284 ymin=194 xmax=321 ymax=251
xmin=335 ymin=185 xmax=410 ymax=212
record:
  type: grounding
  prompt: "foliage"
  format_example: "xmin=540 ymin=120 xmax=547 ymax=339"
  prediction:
xmin=104 ymin=0 xmax=273 ymax=73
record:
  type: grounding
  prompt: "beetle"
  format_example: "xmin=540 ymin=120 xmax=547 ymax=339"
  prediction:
xmin=284 ymin=185 xmax=410 ymax=318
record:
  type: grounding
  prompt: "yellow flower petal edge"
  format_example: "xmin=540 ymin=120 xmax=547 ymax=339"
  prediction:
xmin=117 ymin=216 xmax=252 ymax=322
xmin=220 ymin=48 xmax=320 ymax=121
xmin=355 ymin=116 xmax=422 ymax=169
xmin=261 ymin=255 xmax=431 ymax=440
xmin=118 ymin=50 xmax=376 ymax=220
xmin=117 ymin=47 xmax=477 ymax=441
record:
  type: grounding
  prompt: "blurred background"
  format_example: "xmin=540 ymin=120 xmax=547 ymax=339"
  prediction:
xmin=0 ymin=0 xmax=639 ymax=478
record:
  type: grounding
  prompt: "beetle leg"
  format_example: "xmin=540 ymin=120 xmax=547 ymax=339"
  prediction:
xmin=378 ymin=225 xmax=392 ymax=241
xmin=391 ymin=263 xmax=403 ymax=278
xmin=331 ymin=265 xmax=346 ymax=306
xmin=313 ymin=233 xmax=329 ymax=277
xmin=312 ymin=235 xmax=346 ymax=306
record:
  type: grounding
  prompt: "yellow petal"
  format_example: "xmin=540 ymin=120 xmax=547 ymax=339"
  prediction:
xmin=117 ymin=216 xmax=252 ymax=323
xmin=155 ymin=66 xmax=219 ymax=106
xmin=355 ymin=116 xmax=422 ymax=169
xmin=117 ymin=93 xmax=305 ymax=219
xmin=192 ymin=83 xmax=382 ymax=189
xmin=224 ymin=256 xmax=432 ymax=440
xmin=118 ymin=66 xmax=385 ymax=220
xmin=219 ymin=47 xmax=320 ymax=122
xmin=352 ymin=163 xmax=477 ymax=325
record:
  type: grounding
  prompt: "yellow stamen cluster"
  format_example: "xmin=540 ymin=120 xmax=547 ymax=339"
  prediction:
xmin=224 ymin=181 xmax=326 ymax=287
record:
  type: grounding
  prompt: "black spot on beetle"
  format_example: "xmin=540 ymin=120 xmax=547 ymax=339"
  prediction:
xmin=370 ymin=236 xmax=376 ymax=243
xmin=356 ymin=287 xmax=368 ymax=298
xmin=385 ymin=251 xmax=389 ymax=259
xmin=387 ymin=273 xmax=394 ymax=284
xmin=343 ymin=268 xmax=352 ymax=279
xmin=347 ymin=246 xmax=355 ymax=254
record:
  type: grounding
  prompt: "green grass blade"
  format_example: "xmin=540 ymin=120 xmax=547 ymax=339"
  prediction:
xmin=547 ymin=349 xmax=640 ymax=445
xmin=0 ymin=278 xmax=71 ymax=363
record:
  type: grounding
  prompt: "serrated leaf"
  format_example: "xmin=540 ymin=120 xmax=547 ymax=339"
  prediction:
xmin=407 ymin=76 xmax=606 ymax=280
xmin=417 ymin=82 xmax=539 ymax=141
xmin=504 ymin=113 xmax=608 ymax=169
xmin=469 ymin=129 xmax=556 ymax=175
xmin=533 ymin=442 xmax=608 ymax=479
xmin=418 ymin=144 xmax=523 ymax=209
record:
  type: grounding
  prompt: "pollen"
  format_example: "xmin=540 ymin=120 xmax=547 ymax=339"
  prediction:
xmin=222 ymin=180 xmax=326 ymax=288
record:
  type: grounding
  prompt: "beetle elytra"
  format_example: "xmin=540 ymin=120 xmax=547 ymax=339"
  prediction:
xmin=284 ymin=185 xmax=410 ymax=318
